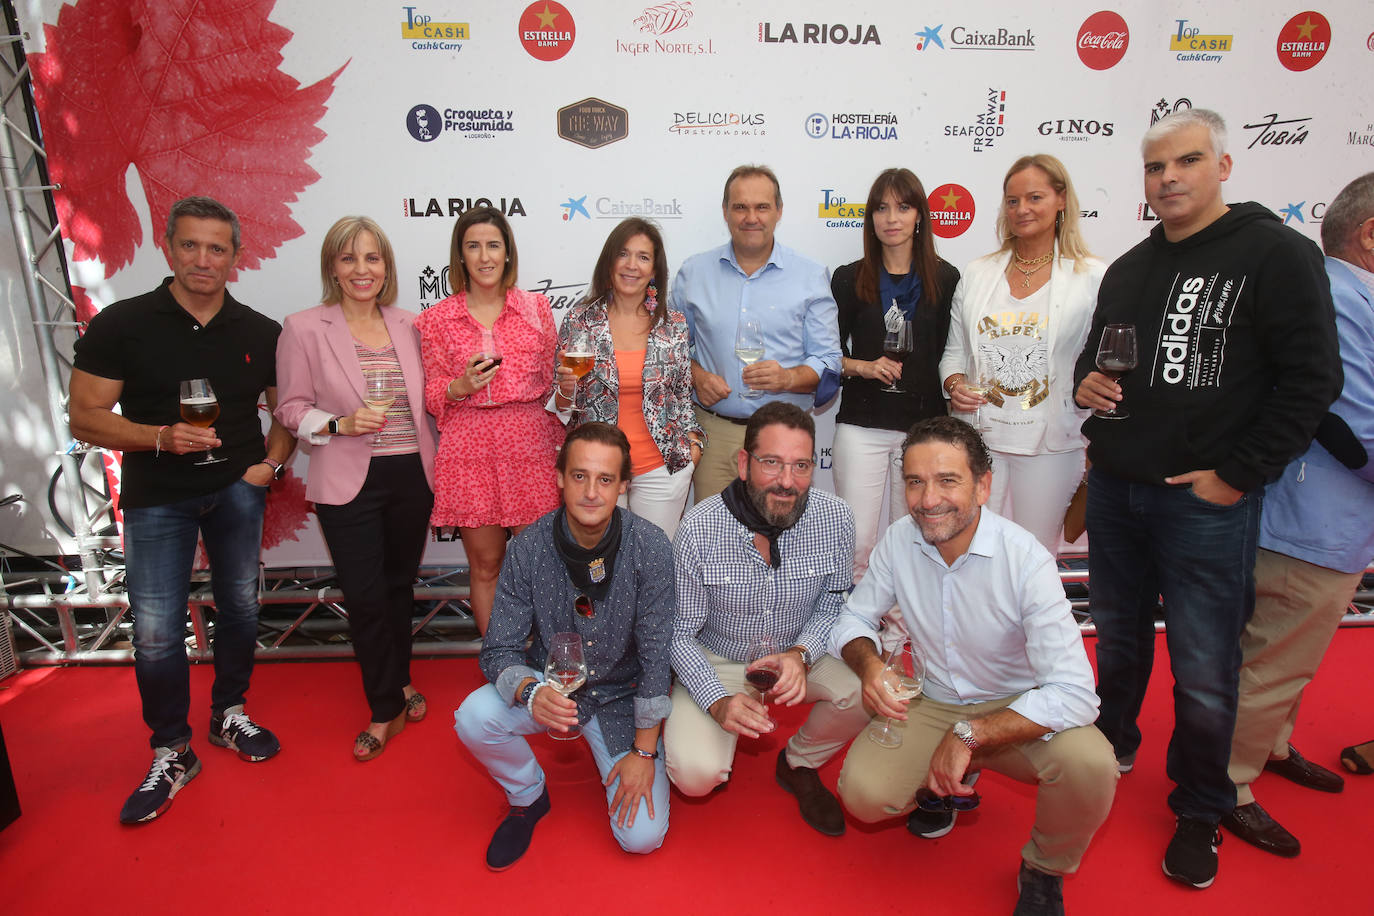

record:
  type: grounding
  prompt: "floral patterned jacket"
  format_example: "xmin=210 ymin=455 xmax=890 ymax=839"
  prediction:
xmin=556 ymin=296 xmax=704 ymax=474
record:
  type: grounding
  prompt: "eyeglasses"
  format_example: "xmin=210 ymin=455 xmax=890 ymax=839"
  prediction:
xmin=574 ymin=594 xmax=594 ymax=619
xmin=914 ymin=786 xmax=981 ymax=812
xmin=747 ymin=452 xmax=816 ymax=478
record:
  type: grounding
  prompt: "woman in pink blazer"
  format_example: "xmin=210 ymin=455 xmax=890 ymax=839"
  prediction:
xmin=275 ymin=217 xmax=438 ymax=761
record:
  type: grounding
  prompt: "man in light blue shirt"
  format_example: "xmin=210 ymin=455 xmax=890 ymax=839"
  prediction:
xmin=831 ymin=417 xmax=1116 ymax=916
xmin=670 ymin=164 xmax=841 ymax=502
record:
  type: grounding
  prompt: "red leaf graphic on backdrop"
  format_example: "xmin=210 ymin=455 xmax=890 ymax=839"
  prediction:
xmin=30 ymin=0 xmax=345 ymax=277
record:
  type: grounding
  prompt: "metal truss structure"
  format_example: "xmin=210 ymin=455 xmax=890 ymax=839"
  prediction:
xmin=0 ymin=4 xmax=1369 ymax=671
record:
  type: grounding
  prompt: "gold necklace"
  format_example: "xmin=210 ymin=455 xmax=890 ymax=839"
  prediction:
xmin=1010 ymin=250 xmax=1053 ymax=288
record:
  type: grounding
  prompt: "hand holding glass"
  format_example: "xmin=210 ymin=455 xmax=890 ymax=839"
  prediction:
xmin=1094 ymin=324 xmax=1137 ymax=420
xmin=868 ymin=642 xmax=925 ymax=749
xmin=735 ymin=319 xmax=765 ymax=399
xmin=362 ymin=368 xmax=395 ymax=411
xmin=744 ymin=634 xmax=781 ymax=729
xmin=544 ymin=632 xmax=587 ymax=740
xmin=560 ymin=328 xmax=594 ymax=415
xmin=478 ymin=328 xmax=502 ymax=405
xmin=880 ymin=320 xmax=912 ymax=393
xmin=178 ymin=378 xmax=226 ymax=465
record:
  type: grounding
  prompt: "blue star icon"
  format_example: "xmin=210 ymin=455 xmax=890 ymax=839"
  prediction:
xmin=915 ymin=24 xmax=944 ymax=51
xmin=560 ymin=196 xmax=590 ymax=221
xmin=1280 ymin=201 xmax=1305 ymax=224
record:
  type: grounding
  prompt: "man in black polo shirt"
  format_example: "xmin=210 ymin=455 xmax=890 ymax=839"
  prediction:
xmin=70 ymin=196 xmax=295 ymax=825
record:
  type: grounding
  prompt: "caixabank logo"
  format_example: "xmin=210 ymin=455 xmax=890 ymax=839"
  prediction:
xmin=804 ymin=112 xmax=898 ymax=141
xmin=929 ymin=184 xmax=975 ymax=238
xmin=1278 ymin=200 xmax=1325 ymax=226
xmin=563 ymin=194 xmax=686 ymax=221
xmin=816 ymin=190 xmax=864 ymax=229
xmin=944 ymin=89 xmax=1007 ymax=153
xmin=757 ymin=21 xmax=881 ymax=45
xmin=401 ymin=6 xmax=469 ymax=51
xmin=406 ymin=104 xmax=514 ymax=142
xmin=520 ymin=1 xmax=576 ymax=61
xmin=915 ymin=22 xmax=1035 ymax=52
xmin=1169 ymin=18 xmax=1232 ymax=63
xmin=1276 ymin=12 xmax=1330 ymax=71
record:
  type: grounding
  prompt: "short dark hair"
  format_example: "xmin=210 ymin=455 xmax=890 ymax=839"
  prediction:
xmin=901 ymin=417 xmax=992 ymax=477
xmin=449 ymin=206 xmax=518 ymax=294
xmin=557 ymin=421 xmax=632 ymax=482
xmin=166 ymin=196 xmax=241 ymax=252
xmin=585 ymin=218 xmax=669 ymax=328
xmin=1321 ymin=172 xmax=1374 ymax=257
xmin=722 ymin=164 xmax=782 ymax=209
xmin=743 ymin=401 xmax=814 ymax=454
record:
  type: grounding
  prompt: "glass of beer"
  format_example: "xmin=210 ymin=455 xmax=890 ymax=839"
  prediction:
xmin=561 ymin=328 xmax=594 ymax=416
xmin=179 ymin=378 xmax=226 ymax=465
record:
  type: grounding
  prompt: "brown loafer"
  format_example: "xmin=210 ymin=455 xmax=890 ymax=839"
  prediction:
xmin=353 ymin=712 xmax=405 ymax=762
xmin=775 ymin=749 xmax=845 ymax=836
xmin=405 ymin=691 xmax=428 ymax=723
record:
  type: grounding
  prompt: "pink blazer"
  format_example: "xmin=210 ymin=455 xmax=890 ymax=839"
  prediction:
xmin=274 ymin=304 xmax=438 ymax=505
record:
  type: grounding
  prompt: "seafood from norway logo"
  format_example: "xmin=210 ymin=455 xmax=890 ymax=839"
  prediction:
xmin=1076 ymin=11 xmax=1128 ymax=69
xmin=400 ymin=6 xmax=469 ymax=50
xmin=669 ymin=110 xmax=766 ymax=136
xmin=944 ymin=89 xmax=1007 ymax=153
xmin=1168 ymin=19 xmax=1232 ymax=62
xmin=816 ymin=190 xmax=864 ymax=229
xmin=804 ymin=112 xmax=898 ymax=141
xmin=929 ymin=184 xmax=975 ymax=238
xmin=520 ymin=2 xmax=576 ymax=61
xmin=1276 ymin=12 xmax=1330 ymax=71
xmin=757 ymin=22 xmax=881 ymax=45
xmin=618 ymin=2 xmax=715 ymax=55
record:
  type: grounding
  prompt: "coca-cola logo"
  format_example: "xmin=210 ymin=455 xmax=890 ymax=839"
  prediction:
xmin=1077 ymin=10 xmax=1129 ymax=70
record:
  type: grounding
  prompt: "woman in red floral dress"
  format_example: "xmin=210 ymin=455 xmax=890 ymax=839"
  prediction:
xmin=415 ymin=207 xmax=564 ymax=633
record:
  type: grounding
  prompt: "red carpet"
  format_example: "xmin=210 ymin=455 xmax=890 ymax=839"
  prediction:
xmin=1 ymin=629 xmax=1370 ymax=914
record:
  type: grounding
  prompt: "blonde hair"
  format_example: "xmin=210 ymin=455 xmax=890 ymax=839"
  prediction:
xmin=994 ymin=154 xmax=1093 ymax=269
xmin=320 ymin=216 xmax=398 ymax=306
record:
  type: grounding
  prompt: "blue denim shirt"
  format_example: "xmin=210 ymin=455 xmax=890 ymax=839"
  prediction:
xmin=480 ymin=507 xmax=675 ymax=754
xmin=670 ymin=241 xmax=841 ymax=418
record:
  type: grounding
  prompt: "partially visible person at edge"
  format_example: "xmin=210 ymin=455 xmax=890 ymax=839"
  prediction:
xmin=670 ymin=163 xmax=842 ymax=503
xmin=69 ymin=195 xmax=294 ymax=825
xmin=830 ymin=167 xmax=960 ymax=584
xmin=454 ymin=423 xmax=674 ymax=871
xmin=551 ymin=218 xmax=705 ymax=541
xmin=1072 ymin=109 xmax=1340 ymax=890
xmin=1220 ymin=172 xmax=1374 ymax=858
xmin=275 ymin=216 xmax=438 ymax=762
xmin=415 ymin=206 xmax=565 ymax=634
xmin=940 ymin=154 xmax=1105 ymax=556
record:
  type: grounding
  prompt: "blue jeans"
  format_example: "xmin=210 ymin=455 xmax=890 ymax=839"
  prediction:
xmin=1085 ymin=468 xmax=1260 ymax=822
xmin=123 ymin=478 xmax=267 ymax=748
xmin=454 ymin=684 xmax=670 ymax=854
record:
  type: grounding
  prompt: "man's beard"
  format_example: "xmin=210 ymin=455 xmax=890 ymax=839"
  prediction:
xmin=746 ymin=477 xmax=809 ymax=529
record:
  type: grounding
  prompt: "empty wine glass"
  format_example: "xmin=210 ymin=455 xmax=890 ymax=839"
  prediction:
xmin=880 ymin=320 xmax=912 ymax=393
xmin=178 ymin=378 xmax=226 ymax=466
xmin=478 ymin=327 xmax=502 ymax=405
xmin=868 ymin=642 xmax=925 ymax=749
xmin=1094 ymin=324 xmax=1137 ymax=420
xmin=544 ymin=632 xmax=587 ymax=740
xmin=735 ymin=318 xmax=765 ymax=399
xmin=744 ymin=633 xmax=781 ymax=729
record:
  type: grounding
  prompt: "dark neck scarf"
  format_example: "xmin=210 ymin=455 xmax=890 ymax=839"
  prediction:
xmin=879 ymin=265 xmax=925 ymax=321
xmin=720 ymin=478 xmax=786 ymax=569
xmin=552 ymin=507 xmax=622 ymax=601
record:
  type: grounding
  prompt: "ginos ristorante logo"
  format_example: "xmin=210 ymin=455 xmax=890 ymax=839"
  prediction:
xmin=520 ymin=2 xmax=576 ymax=61
xmin=1077 ymin=11 xmax=1128 ymax=69
xmin=1276 ymin=11 xmax=1330 ymax=71
xmin=929 ymin=183 xmax=975 ymax=238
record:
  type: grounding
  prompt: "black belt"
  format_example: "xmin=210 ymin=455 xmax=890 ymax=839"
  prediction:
xmin=698 ymin=404 xmax=749 ymax=426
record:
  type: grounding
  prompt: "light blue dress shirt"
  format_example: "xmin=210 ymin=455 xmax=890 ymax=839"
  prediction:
xmin=670 ymin=240 xmax=841 ymax=418
xmin=829 ymin=508 xmax=1100 ymax=735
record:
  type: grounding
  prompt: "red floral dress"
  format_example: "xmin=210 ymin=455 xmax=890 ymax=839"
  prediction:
xmin=416 ymin=289 xmax=564 ymax=528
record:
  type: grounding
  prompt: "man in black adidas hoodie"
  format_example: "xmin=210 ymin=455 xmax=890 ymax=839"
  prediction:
xmin=1073 ymin=109 xmax=1340 ymax=891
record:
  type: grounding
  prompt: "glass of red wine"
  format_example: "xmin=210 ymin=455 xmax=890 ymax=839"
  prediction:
xmin=1094 ymin=323 xmax=1137 ymax=420
xmin=744 ymin=634 xmax=781 ymax=729
xmin=880 ymin=320 xmax=912 ymax=393
xmin=478 ymin=327 xmax=502 ymax=405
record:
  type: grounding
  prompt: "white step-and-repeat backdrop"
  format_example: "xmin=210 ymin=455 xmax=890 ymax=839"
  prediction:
xmin=13 ymin=0 xmax=1372 ymax=564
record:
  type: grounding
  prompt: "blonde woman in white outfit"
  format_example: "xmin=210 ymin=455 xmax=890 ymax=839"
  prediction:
xmin=938 ymin=154 xmax=1106 ymax=554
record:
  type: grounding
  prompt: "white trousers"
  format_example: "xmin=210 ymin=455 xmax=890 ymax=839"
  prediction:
xmin=619 ymin=461 xmax=694 ymax=542
xmin=987 ymin=448 xmax=1086 ymax=557
xmin=830 ymin=423 xmax=906 ymax=584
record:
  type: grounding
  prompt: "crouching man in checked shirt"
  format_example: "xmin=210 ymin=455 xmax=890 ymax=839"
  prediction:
xmin=665 ymin=401 xmax=867 ymax=836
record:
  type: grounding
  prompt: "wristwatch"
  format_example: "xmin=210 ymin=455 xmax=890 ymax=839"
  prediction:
xmin=327 ymin=417 xmax=341 ymax=435
xmin=952 ymin=719 xmax=979 ymax=750
xmin=261 ymin=457 xmax=285 ymax=481
xmin=791 ymin=645 xmax=813 ymax=669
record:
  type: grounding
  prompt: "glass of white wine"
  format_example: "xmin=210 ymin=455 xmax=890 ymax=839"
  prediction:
xmin=362 ymin=368 xmax=396 ymax=412
xmin=544 ymin=631 xmax=587 ymax=740
xmin=962 ymin=357 xmax=995 ymax=432
xmin=868 ymin=642 xmax=925 ymax=749
xmin=735 ymin=318 xmax=765 ymax=399
xmin=179 ymin=378 xmax=226 ymax=466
